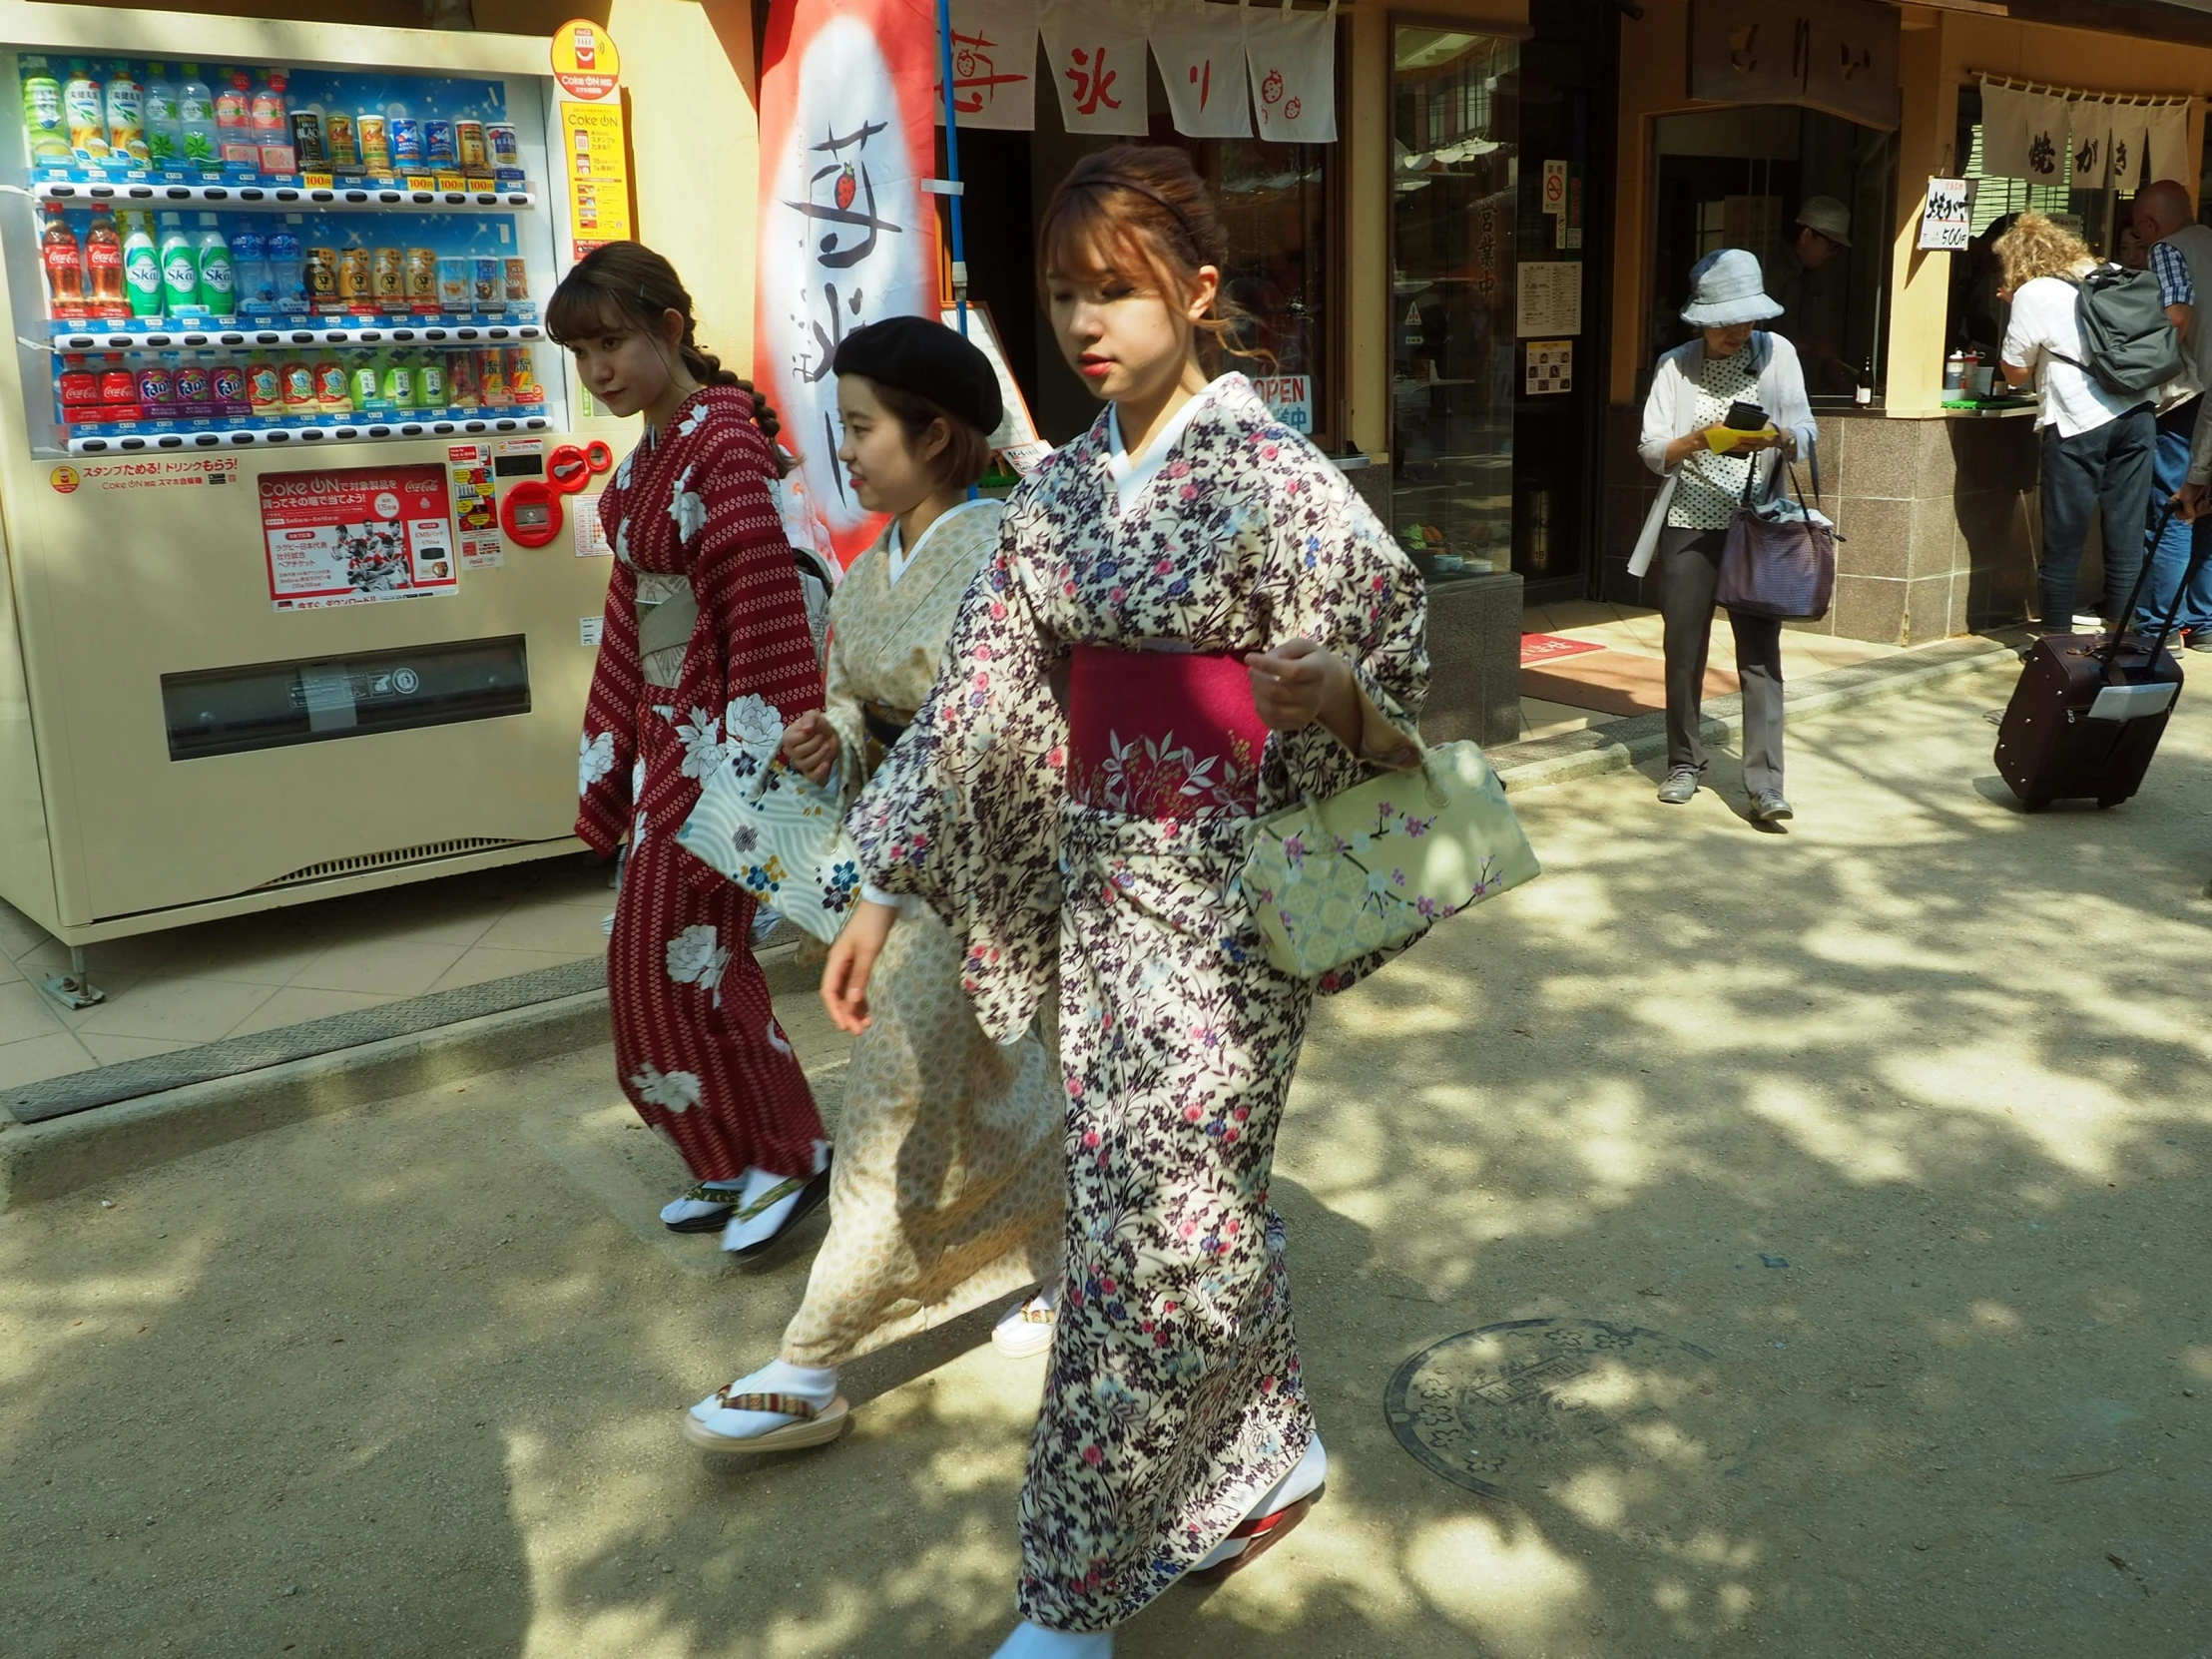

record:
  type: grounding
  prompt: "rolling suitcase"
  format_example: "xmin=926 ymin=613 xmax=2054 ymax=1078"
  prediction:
xmin=1994 ymin=499 xmax=2205 ymax=810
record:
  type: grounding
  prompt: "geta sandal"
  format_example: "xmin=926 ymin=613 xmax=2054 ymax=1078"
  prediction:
xmin=725 ymin=1156 xmax=833 ymax=1259
xmin=681 ymin=1389 xmax=851 ymax=1455
xmin=1188 ymin=1482 xmax=1326 ymax=1584
xmin=662 ymin=1182 xmax=742 ymax=1234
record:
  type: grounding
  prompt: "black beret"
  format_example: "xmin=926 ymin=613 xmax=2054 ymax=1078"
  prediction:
xmin=832 ymin=314 xmax=1002 ymax=437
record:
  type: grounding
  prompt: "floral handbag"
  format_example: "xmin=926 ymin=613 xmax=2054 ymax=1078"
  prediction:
xmin=675 ymin=749 xmax=862 ymax=944
xmin=1236 ymin=741 xmax=1540 ymax=980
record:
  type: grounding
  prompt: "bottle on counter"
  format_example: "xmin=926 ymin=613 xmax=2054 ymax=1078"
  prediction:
xmin=64 ymin=61 xmax=109 ymax=164
xmin=158 ymin=212 xmax=200 ymax=314
xmin=252 ymin=72 xmax=293 ymax=174
xmin=215 ymin=70 xmax=256 ymax=169
xmin=104 ymin=62 xmax=149 ymax=165
xmin=142 ymin=63 xmax=180 ymax=167
xmin=177 ymin=65 xmax=218 ymax=170
xmin=22 ymin=62 xmax=70 ymax=166
xmin=123 ymin=212 xmax=162 ymax=318
xmin=40 ymin=203 xmax=86 ymax=321
xmin=267 ymin=229 xmax=306 ymax=314
xmin=195 ymin=214 xmax=236 ymax=318
xmin=84 ymin=203 xmax=127 ymax=319
xmin=230 ymin=226 xmax=272 ymax=314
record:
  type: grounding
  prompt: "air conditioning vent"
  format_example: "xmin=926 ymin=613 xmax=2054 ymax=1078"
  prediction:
xmin=258 ymin=836 xmax=524 ymax=889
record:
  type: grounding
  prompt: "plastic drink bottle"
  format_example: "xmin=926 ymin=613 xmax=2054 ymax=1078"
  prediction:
xmin=22 ymin=65 xmax=69 ymax=165
xmin=99 ymin=354 xmax=139 ymax=418
xmin=64 ymin=62 xmax=109 ymax=163
xmin=313 ymin=356 xmax=350 ymax=414
xmin=447 ymin=345 xmax=478 ymax=408
xmin=104 ymin=64 xmax=148 ymax=164
xmin=351 ymin=354 xmax=381 ymax=412
xmin=215 ymin=71 xmax=256 ymax=169
xmin=417 ymin=350 xmax=446 ymax=411
xmin=158 ymin=212 xmax=200 ymax=313
xmin=266 ymin=229 xmax=306 ymax=313
xmin=59 ymin=354 xmax=99 ymax=415
xmin=230 ymin=226 xmax=271 ymax=313
xmin=379 ymin=350 xmax=416 ymax=410
xmin=177 ymin=66 xmax=218 ymax=168
xmin=174 ymin=354 xmax=213 ymax=418
xmin=208 ymin=356 xmax=247 ymax=418
xmin=141 ymin=64 xmax=180 ymax=166
xmin=40 ymin=204 xmax=86 ymax=320
xmin=196 ymin=215 xmax=236 ymax=317
xmin=246 ymin=352 xmax=282 ymax=418
xmin=252 ymin=72 xmax=293 ymax=174
xmin=137 ymin=352 xmax=178 ymax=419
xmin=84 ymin=204 xmax=127 ymax=317
xmin=122 ymin=212 xmax=162 ymax=317
xmin=279 ymin=356 xmax=316 ymax=416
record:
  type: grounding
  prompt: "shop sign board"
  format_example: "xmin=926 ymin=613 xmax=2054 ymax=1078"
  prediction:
xmin=551 ymin=19 xmax=620 ymax=102
xmin=1918 ymin=178 xmax=1971 ymax=252
xmin=1253 ymin=374 xmax=1312 ymax=433
xmin=1688 ymin=0 xmax=1900 ymax=132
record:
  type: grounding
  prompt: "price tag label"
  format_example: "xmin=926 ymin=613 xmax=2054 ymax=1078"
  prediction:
xmin=404 ymin=174 xmax=436 ymax=192
xmin=466 ymin=177 xmax=496 ymax=193
xmin=436 ymin=172 xmax=465 ymax=192
xmin=302 ymin=171 xmax=332 ymax=190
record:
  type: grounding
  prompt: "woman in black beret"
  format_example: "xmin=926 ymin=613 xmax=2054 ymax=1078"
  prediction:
xmin=682 ymin=317 xmax=1065 ymax=1456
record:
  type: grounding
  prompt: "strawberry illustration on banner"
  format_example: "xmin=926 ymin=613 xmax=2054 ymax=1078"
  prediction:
xmin=757 ymin=0 xmax=941 ymax=567
xmin=1244 ymin=0 xmax=1338 ymax=145
xmin=1152 ymin=0 xmax=1252 ymax=138
xmin=936 ymin=0 xmax=1041 ymax=132
xmin=1040 ymin=0 xmax=1150 ymax=137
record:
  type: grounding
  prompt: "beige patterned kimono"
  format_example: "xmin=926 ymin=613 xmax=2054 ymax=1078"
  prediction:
xmin=780 ymin=499 xmax=1065 ymax=1368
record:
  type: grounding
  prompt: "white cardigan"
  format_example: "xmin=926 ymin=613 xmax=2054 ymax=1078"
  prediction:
xmin=1631 ymin=332 xmax=1819 ymax=576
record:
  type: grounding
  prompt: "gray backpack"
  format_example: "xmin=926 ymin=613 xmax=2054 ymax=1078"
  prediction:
xmin=2050 ymin=265 xmax=2186 ymax=396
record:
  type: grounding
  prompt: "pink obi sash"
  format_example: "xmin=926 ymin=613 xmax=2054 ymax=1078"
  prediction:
xmin=1066 ymin=645 xmax=1272 ymax=821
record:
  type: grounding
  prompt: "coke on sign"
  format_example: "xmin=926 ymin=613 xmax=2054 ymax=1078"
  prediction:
xmin=552 ymin=19 xmax=620 ymax=102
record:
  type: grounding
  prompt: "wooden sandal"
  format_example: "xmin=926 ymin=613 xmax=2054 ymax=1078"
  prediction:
xmin=681 ymin=1388 xmax=851 ymax=1455
xmin=662 ymin=1182 xmax=741 ymax=1234
xmin=1188 ymin=1482 xmax=1326 ymax=1585
xmin=724 ymin=1157 xmax=833 ymax=1259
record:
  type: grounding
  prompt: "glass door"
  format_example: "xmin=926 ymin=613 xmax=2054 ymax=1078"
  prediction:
xmin=1389 ymin=25 xmax=1518 ymax=586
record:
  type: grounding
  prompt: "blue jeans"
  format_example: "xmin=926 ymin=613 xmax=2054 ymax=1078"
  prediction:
xmin=2038 ymin=404 xmax=2156 ymax=632
xmin=2138 ymin=397 xmax=2212 ymax=636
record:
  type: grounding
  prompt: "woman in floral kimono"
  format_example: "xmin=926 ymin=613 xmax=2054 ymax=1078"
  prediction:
xmin=823 ymin=149 xmax=1429 ymax=1656
xmin=550 ymin=242 xmax=831 ymax=1259
xmin=682 ymin=317 xmax=1064 ymax=1455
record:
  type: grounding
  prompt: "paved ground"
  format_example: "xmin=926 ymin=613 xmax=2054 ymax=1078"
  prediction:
xmin=4 ymin=660 xmax=2210 ymax=1658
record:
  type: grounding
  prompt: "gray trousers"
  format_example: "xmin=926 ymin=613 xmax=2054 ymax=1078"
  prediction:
xmin=1660 ymin=526 xmax=1786 ymax=796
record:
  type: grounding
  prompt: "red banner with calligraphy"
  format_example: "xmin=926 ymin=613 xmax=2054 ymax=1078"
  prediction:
xmin=757 ymin=0 xmax=942 ymax=566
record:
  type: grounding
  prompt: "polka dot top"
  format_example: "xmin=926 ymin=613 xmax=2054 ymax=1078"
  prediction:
xmin=1667 ymin=345 xmax=1761 ymax=529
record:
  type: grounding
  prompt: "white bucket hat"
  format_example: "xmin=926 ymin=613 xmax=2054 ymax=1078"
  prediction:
xmin=1680 ymin=249 xmax=1784 ymax=327
xmin=1796 ymin=196 xmax=1852 ymax=247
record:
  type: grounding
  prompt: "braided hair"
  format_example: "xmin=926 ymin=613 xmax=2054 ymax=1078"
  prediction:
xmin=547 ymin=241 xmax=789 ymax=468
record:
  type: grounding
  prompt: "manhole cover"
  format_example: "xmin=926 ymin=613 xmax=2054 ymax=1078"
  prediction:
xmin=1384 ymin=1317 xmax=1724 ymax=1497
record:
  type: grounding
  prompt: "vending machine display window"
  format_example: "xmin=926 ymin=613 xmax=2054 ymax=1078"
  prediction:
xmin=161 ymin=635 xmax=531 ymax=760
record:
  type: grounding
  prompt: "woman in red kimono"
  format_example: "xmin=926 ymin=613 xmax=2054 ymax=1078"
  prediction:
xmin=549 ymin=243 xmax=830 ymax=1256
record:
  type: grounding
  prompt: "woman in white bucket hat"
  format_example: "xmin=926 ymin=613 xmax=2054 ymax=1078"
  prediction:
xmin=1630 ymin=248 xmax=1818 ymax=823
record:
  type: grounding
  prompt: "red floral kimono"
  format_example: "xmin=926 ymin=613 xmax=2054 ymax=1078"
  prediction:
xmin=578 ymin=385 xmax=827 ymax=1183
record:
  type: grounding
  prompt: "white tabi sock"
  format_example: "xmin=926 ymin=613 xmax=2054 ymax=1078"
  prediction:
xmin=1194 ymin=1434 xmax=1329 ymax=1571
xmin=659 ymin=1175 xmax=748 ymax=1227
xmin=688 ymin=1358 xmax=838 ymax=1439
xmin=720 ymin=1141 xmax=830 ymax=1252
xmin=987 ymin=1620 xmax=1113 ymax=1658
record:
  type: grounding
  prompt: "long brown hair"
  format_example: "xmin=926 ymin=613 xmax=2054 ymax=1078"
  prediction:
xmin=547 ymin=240 xmax=789 ymax=465
xmin=1036 ymin=146 xmax=1259 ymax=370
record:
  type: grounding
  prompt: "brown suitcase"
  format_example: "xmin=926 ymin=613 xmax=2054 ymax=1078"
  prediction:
xmin=1993 ymin=500 xmax=2196 ymax=810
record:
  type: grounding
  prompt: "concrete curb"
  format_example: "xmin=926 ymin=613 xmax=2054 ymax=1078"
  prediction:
xmin=0 ymin=947 xmax=825 ymax=1215
xmin=1493 ymin=632 xmax=2022 ymax=794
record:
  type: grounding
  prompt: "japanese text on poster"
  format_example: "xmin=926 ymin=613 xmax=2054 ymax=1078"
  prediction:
xmin=1526 ymin=340 xmax=1573 ymax=396
xmin=447 ymin=443 xmax=503 ymax=569
xmin=1516 ymin=263 xmax=1583 ymax=338
xmin=575 ymin=492 xmax=613 ymax=557
xmin=1919 ymin=178 xmax=1971 ymax=252
xmin=260 ymin=465 xmax=458 ymax=610
xmin=561 ymin=101 xmax=633 ymax=262
xmin=1252 ymin=374 xmax=1313 ymax=433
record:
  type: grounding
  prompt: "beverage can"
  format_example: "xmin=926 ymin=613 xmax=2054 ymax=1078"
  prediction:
xmin=372 ymin=247 xmax=403 ymax=302
xmin=314 ymin=359 xmax=350 ymax=412
xmin=436 ymin=257 xmax=471 ymax=310
xmin=503 ymin=258 xmax=529 ymax=303
xmin=472 ymin=257 xmax=504 ymax=311
xmin=456 ymin=121 xmax=488 ymax=170
xmin=304 ymin=246 xmax=337 ymax=302
xmin=356 ymin=113 xmax=388 ymax=172
xmin=506 ymin=345 xmax=541 ymax=404
xmin=389 ymin=116 xmax=422 ymax=170
xmin=290 ymin=110 xmax=324 ymax=168
xmin=478 ymin=346 xmax=508 ymax=405
xmin=405 ymin=248 xmax=437 ymax=302
xmin=323 ymin=111 xmax=357 ymax=169
xmin=424 ymin=120 xmax=456 ymax=168
xmin=485 ymin=123 xmax=519 ymax=170
xmin=337 ymin=247 xmax=371 ymax=302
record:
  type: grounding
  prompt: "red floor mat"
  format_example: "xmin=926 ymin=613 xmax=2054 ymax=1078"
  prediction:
xmin=1519 ymin=633 xmax=1606 ymax=666
xmin=1521 ymin=650 xmax=1739 ymax=717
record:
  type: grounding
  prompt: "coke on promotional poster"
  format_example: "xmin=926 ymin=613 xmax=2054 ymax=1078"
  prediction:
xmin=755 ymin=0 xmax=942 ymax=568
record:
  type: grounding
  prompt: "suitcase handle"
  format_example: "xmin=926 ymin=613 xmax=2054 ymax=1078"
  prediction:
xmin=2101 ymin=495 xmax=2185 ymax=682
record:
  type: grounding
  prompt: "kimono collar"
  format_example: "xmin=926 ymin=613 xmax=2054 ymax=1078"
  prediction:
xmin=885 ymin=496 xmax=995 ymax=587
xmin=1106 ymin=374 xmax=1240 ymax=512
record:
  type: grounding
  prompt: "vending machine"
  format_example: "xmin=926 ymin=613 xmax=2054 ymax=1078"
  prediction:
xmin=0 ymin=3 xmax=629 ymax=970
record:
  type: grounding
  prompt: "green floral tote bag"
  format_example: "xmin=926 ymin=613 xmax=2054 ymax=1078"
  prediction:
xmin=1236 ymin=741 xmax=1540 ymax=979
xmin=676 ymin=753 xmax=862 ymax=944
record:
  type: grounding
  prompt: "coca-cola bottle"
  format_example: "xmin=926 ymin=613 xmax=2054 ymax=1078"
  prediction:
xmin=85 ymin=204 xmax=128 ymax=321
xmin=40 ymin=203 xmax=86 ymax=321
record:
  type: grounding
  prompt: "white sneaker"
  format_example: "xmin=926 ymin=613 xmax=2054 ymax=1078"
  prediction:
xmin=988 ymin=1622 xmax=1112 ymax=1657
xmin=992 ymin=1292 xmax=1056 ymax=1359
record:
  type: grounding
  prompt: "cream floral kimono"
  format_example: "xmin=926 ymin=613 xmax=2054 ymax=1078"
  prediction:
xmin=781 ymin=499 xmax=1064 ymax=1368
xmin=849 ymin=378 xmax=1429 ymax=1631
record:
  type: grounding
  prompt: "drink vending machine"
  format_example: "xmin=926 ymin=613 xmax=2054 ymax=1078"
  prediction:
xmin=0 ymin=3 xmax=631 ymax=982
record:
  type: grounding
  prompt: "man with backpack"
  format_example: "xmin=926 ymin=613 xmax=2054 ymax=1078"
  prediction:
xmin=2131 ymin=180 xmax=2212 ymax=649
xmin=1997 ymin=212 xmax=2178 ymax=633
